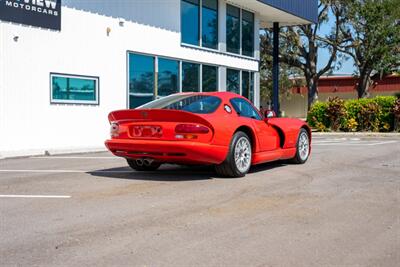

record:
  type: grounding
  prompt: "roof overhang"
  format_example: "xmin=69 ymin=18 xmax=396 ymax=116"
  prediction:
xmin=226 ymin=0 xmax=317 ymax=28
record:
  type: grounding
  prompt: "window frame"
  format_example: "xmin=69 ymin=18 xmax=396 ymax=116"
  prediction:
xmin=225 ymin=69 xmax=255 ymax=103
xmin=241 ymin=9 xmax=255 ymax=57
xmin=182 ymin=61 xmax=201 ymax=92
xmin=50 ymin=73 xmax=99 ymax=105
xmin=157 ymin=57 xmax=180 ymax=97
xmin=181 ymin=0 xmax=219 ymax=50
xmin=226 ymin=4 xmax=241 ymax=55
xmin=202 ymin=64 xmax=219 ymax=92
xmin=128 ymin=53 xmax=156 ymax=109
xmin=225 ymin=4 xmax=255 ymax=57
xmin=226 ymin=68 xmax=241 ymax=94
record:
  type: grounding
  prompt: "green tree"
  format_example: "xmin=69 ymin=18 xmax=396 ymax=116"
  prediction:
xmin=259 ymin=62 xmax=304 ymax=106
xmin=336 ymin=0 xmax=400 ymax=98
xmin=260 ymin=1 xmax=347 ymax=110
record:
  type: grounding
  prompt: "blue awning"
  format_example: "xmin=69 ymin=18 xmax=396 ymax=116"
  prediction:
xmin=228 ymin=0 xmax=317 ymax=27
xmin=258 ymin=0 xmax=317 ymax=24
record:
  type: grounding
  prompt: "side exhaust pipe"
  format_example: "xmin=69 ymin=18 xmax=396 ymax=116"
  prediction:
xmin=136 ymin=159 xmax=144 ymax=166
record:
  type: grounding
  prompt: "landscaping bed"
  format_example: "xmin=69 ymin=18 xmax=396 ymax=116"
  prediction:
xmin=307 ymin=96 xmax=400 ymax=132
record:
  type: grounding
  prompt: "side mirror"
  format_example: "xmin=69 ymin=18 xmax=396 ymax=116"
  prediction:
xmin=264 ymin=110 xmax=276 ymax=119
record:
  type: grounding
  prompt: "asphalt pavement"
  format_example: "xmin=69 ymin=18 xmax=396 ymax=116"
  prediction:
xmin=0 ymin=136 xmax=399 ymax=266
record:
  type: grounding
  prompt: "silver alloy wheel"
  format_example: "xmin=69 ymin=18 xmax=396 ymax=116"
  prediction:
xmin=234 ymin=136 xmax=252 ymax=173
xmin=298 ymin=131 xmax=309 ymax=161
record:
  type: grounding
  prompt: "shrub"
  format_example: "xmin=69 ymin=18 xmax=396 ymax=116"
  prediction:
xmin=307 ymin=101 xmax=329 ymax=130
xmin=346 ymin=118 xmax=358 ymax=132
xmin=393 ymin=98 xmax=400 ymax=132
xmin=372 ymin=96 xmax=396 ymax=131
xmin=358 ymin=101 xmax=381 ymax=131
xmin=326 ymin=97 xmax=346 ymax=131
xmin=307 ymin=96 xmax=397 ymax=132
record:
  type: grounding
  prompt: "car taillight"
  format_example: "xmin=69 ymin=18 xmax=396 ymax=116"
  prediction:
xmin=110 ymin=122 xmax=119 ymax=138
xmin=175 ymin=124 xmax=209 ymax=140
xmin=175 ymin=124 xmax=210 ymax=134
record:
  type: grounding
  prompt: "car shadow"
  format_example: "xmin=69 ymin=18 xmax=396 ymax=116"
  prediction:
xmin=88 ymin=161 xmax=287 ymax=181
xmin=249 ymin=161 xmax=288 ymax=174
xmin=87 ymin=165 xmax=216 ymax=181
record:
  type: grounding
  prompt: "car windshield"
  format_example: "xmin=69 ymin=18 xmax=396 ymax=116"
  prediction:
xmin=137 ymin=94 xmax=221 ymax=114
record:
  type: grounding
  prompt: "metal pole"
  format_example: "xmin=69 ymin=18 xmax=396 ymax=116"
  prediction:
xmin=272 ymin=22 xmax=280 ymax=116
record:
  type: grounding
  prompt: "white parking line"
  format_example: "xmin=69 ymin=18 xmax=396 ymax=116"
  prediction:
xmin=0 ymin=195 xmax=71 ymax=199
xmin=31 ymin=156 xmax=117 ymax=159
xmin=314 ymin=141 xmax=397 ymax=146
xmin=365 ymin=141 xmax=399 ymax=146
xmin=0 ymin=169 xmax=133 ymax=173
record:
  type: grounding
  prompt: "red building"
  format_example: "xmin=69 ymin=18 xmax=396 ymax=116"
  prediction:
xmin=281 ymin=75 xmax=400 ymax=118
xmin=293 ymin=75 xmax=400 ymax=94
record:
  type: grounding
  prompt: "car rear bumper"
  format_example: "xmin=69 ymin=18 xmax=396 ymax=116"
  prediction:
xmin=105 ymin=139 xmax=228 ymax=164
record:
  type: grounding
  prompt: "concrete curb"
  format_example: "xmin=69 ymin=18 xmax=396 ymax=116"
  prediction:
xmin=0 ymin=147 xmax=107 ymax=160
xmin=312 ymin=132 xmax=400 ymax=137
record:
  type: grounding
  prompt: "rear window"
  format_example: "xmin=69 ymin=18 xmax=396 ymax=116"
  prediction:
xmin=138 ymin=94 xmax=221 ymax=114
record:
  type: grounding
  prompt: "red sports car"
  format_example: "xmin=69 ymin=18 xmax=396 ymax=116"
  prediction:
xmin=105 ymin=92 xmax=311 ymax=177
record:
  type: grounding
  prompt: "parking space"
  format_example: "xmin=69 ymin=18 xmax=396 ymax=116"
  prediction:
xmin=0 ymin=136 xmax=399 ymax=266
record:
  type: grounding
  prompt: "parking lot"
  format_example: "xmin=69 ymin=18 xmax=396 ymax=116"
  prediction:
xmin=0 ymin=135 xmax=399 ymax=266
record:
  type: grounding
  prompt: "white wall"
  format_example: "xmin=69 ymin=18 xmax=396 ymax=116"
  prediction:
xmin=0 ymin=0 xmax=260 ymax=157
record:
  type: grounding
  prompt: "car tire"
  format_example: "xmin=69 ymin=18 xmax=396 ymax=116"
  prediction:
xmin=127 ymin=159 xmax=161 ymax=171
xmin=290 ymin=128 xmax=310 ymax=164
xmin=215 ymin=131 xmax=252 ymax=178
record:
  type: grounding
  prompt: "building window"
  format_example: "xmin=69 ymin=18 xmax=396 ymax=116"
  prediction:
xmin=51 ymin=73 xmax=99 ymax=104
xmin=226 ymin=4 xmax=240 ymax=54
xmin=227 ymin=68 xmax=240 ymax=94
xmin=242 ymin=71 xmax=250 ymax=99
xmin=182 ymin=62 xmax=200 ymax=92
xmin=181 ymin=0 xmax=218 ymax=49
xmin=202 ymin=65 xmax=218 ymax=92
xmin=128 ymin=53 xmax=155 ymax=109
xmin=202 ymin=0 xmax=218 ymax=49
xmin=226 ymin=4 xmax=254 ymax=57
xmin=242 ymin=10 xmax=254 ymax=57
xmin=181 ymin=0 xmax=200 ymax=46
xmin=158 ymin=58 xmax=179 ymax=97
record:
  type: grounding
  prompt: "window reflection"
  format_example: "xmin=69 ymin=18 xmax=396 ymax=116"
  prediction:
xmin=226 ymin=4 xmax=240 ymax=54
xmin=182 ymin=62 xmax=200 ymax=92
xmin=230 ymin=98 xmax=261 ymax=120
xmin=129 ymin=54 xmax=155 ymax=108
xmin=158 ymin=58 xmax=179 ymax=97
xmin=242 ymin=71 xmax=250 ymax=99
xmin=227 ymin=68 xmax=240 ymax=94
xmin=202 ymin=65 xmax=218 ymax=92
xmin=242 ymin=10 xmax=254 ymax=57
xmin=181 ymin=0 xmax=200 ymax=46
xmin=51 ymin=74 xmax=98 ymax=104
xmin=202 ymin=0 xmax=218 ymax=49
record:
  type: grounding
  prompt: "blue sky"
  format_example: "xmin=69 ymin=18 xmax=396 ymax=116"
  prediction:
xmin=317 ymin=13 xmax=355 ymax=75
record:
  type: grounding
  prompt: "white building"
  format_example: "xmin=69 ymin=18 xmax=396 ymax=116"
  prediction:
xmin=0 ymin=0 xmax=316 ymax=158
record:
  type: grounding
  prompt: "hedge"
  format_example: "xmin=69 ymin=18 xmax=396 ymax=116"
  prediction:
xmin=307 ymin=96 xmax=399 ymax=132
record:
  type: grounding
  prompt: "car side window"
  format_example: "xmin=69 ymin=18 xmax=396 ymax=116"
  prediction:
xmin=230 ymin=98 xmax=262 ymax=120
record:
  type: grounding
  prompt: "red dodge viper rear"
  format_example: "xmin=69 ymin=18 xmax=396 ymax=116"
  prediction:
xmin=105 ymin=92 xmax=311 ymax=177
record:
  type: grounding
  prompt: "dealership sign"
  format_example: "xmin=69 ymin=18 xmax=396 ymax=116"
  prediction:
xmin=0 ymin=0 xmax=61 ymax=30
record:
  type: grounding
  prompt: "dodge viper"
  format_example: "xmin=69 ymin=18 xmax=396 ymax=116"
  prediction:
xmin=105 ymin=92 xmax=311 ymax=177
